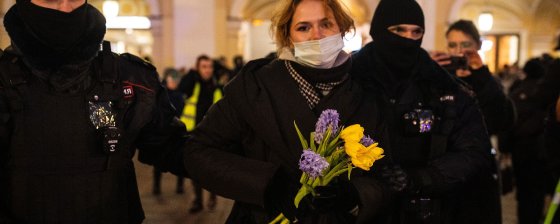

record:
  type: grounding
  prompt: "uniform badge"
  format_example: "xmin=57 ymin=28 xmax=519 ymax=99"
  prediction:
xmin=403 ymin=109 xmax=435 ymax=134
xmin=123 ymin=85 xmax=134 ymax=99
xmin=439 ymin=95 xmax=455 ymax=102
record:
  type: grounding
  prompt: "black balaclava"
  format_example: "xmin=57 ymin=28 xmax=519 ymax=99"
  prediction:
xmin=17 ymin=0 xmax=89 ymax=53
xmin=370 ymin=0 xmax=424 ymax=78
xmin=4 ymin=0 xmax=106 ymax=70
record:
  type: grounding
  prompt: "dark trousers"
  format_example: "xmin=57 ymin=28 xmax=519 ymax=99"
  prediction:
xmin=153 ymin=168 xmax=184 ymax=194
xmin=513 ymin=158 xmax=547 ymax=224
xmin=192 ymin=181 xmax=216 ymax=204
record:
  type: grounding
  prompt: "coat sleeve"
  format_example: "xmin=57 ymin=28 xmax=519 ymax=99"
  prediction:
xmin=0 ymin=85 xmax=14 ymax=223
xmin=462 ymin=66 xmax=516 ymax=135
xmin=426 ymin=89 xmax=495 ymax=193
xmin=133 ymin=69 xmax=189 ymax=177
xmin=183 ymin=92 xmax=280 ymax=207
xmin=0 ymin=88 xmax=10 ymax=159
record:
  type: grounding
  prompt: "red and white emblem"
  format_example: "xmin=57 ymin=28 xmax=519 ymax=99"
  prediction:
xmin=123 ymin=85 xmax=134 ymax=98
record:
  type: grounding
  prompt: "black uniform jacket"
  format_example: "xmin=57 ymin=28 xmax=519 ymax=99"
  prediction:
xmin=184 ymin=58 xmax=391 ymax=224
xmin=0 ymin=48 xmax=187 ymax=224
xmin=351 ymin=42 xmax=499 ymax=224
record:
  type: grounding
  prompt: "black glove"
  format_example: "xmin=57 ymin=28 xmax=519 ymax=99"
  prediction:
xmin=304 ymin=179 xmax=359 ymax=214
xmin=265 ymin=167 xmax=301 ymax=222
xmin=380 ymin=165 xmax=416 ymax=193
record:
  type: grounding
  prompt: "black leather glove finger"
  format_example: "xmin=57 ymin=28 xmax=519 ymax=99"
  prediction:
xmin=380 ymin=165 xmax=410 ymax=192
xmin=308 ymin=180 xmax=359 ymax=213
xmin=265 ymin=167 xmax=300 ymax=222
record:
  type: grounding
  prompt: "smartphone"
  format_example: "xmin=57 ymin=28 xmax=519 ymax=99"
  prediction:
xmin=442 ymin=56 xmax=469 ymax=72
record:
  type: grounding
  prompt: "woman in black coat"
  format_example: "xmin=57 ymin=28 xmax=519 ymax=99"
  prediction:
xmin=183 ymin=0 xmax=390 ymax=223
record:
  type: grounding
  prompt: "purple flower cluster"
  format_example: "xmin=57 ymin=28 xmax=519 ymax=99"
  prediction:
xmin=360 ymin=135 xmax=375 ymax=147
xmin=314 ymin=109 xmax=340 ymax=143
xmin=299 ymin=150 xmax=329 ymax=178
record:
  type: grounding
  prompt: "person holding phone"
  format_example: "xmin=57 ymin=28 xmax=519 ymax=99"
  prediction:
xmin=431 ymin=19 xmax=515 ymax=136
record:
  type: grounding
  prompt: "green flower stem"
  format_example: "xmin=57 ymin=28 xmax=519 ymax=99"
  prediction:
xmin=300 ymin=173 xmax=308 ymax=184
xmin=318 ymin=128 xmax=332 ymax=155
xmin=325 ymin=168 xmax=351 ymax=184
xmin=322 ymin=160 xmax=349 ymax=183
xmin=294 ymin=185 xmax=311 ymax=208
xmin=269 ymin=213 xmax=286 ymax=224
xmin=544 ymin=178 xmax=560 ymax=224
xmin=294 ymin=122 xmax=308 ymax=150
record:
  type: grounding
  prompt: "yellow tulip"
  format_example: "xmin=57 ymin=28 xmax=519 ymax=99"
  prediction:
xmin=352 ymin=154 xmax=375 ymax=170
xmin=344 ymin=141 xmax=363 ymax=158
xmin=368 ymin=144 xmax=385 ymax=160
xmin=344 ymin=141 xmax=384 ymax=171
xmin=340 ymin=124 xmax=364 ymax=143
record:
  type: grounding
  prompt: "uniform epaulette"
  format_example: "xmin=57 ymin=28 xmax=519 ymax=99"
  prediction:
xmin=119 ymin=53 xmax=156 ymax=71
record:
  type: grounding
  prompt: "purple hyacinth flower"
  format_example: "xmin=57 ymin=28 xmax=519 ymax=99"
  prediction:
xmin=360 ymin=135 xmax=375 ymax=147
xmin=299 ymin=150 xmax=329 ymax=178
xmin=314 ymin=109 xmax=340 ymax=143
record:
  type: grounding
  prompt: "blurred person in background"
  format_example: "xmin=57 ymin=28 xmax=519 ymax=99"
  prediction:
xmin=178 ymin=55 xmax=221 ymax=213
xmin=149 ymin=68 xmax=186 ymax=196
xmin=541 ymin=35 xmax=560 ymax=224
xmin=232 ymin=55 xmax=245 ymax=78
xmin=499 ymin=58 xmax=549 ymax=224
xmin=431 ymin=19 xmax=515 ymax=136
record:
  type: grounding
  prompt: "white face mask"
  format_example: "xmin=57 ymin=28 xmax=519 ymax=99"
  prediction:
xmin=293 ymin=33 xmax=344 ymax=68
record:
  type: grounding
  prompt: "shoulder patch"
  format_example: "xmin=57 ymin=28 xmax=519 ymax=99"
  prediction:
xmin=119 ymin=53 xmax=156 ymax=71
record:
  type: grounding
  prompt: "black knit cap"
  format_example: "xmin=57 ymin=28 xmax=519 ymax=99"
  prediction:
xmin=370 ymin=0 xmax=424 ymax=39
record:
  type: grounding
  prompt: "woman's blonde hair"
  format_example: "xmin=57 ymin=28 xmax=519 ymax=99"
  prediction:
xmin=270 ymin=0 xmax=355 ymax=52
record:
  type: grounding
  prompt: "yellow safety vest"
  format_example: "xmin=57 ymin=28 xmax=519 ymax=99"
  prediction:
xmin=180 ymin=82 xmax=223 ymax=131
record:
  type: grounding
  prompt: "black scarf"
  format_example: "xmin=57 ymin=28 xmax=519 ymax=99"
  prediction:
xmin=4 ymin=2 xmax=106 ymax=92
xmin=287 ymin=58 xmax=350 ymax=109
xmin=4 ymin=1 xmax=106 ymax=70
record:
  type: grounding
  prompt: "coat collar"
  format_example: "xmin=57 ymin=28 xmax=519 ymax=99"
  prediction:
xmin=242 ymin=59 xmax=363 ymax=172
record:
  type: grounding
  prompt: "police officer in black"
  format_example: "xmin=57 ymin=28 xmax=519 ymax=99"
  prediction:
xmin=351 ymin=0 xmax=499 ymax=223
xmin=0 ymin=0 xmax=187 ymax=223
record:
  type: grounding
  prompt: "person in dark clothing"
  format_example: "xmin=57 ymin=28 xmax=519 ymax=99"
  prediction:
xmin=542 ymin=37 xmax=560 ymax=224
xmin=178 ymin=55 xmax=221 ymax=213
xmin=232 ymin=55 xmax=244 ymax=78
xmin=213 ymin=57 xmax=233 ymax=86
xmin=500 ymin=58 xmax=549 ymax=224
xmin=431 ymin=19 xmax=515 ymax=135
xmin=183 ymin=0 xmax=391 ymax=223
xmin=351 ymin=0 xmax=499 ymax=223
xmin=152 ymin=68 xmax=186 ymax=195
xmin=0 ymin=1 xmax=187 ymax=223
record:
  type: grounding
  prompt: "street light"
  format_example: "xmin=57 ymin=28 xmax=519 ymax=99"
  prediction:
xmin=103 ymin=0 xmax=119 ymax=18
xmin=478 ymin=11 xmax=493 ymax=32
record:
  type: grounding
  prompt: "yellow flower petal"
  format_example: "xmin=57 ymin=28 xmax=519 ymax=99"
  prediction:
xmin=344 ymin=141 xmax=363 ymax=158
xmin=348 ymin=144 xmax=385 ymax=171
xmin=340 ymin=124 xmax=364 ymax=143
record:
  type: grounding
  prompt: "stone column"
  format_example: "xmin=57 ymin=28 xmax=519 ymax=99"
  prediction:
xmin=172 ymin=0 xmax=216 ymax=69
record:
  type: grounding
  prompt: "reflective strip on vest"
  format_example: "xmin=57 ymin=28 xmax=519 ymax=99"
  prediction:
xmin=180 ymin=82 xmax=222 ymax=131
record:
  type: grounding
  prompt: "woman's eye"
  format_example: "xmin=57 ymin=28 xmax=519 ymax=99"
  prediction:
xmin=296 ymin=25 xmax=310 ymax=32
xmin=321 ymin=21 xmax=332 ymax=29
xmin=461 ymin=42 xmax=473 ymax=48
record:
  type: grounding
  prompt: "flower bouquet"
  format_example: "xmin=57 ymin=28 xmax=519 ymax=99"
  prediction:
xmin=270 ymin=109 xmax=384 ymax=224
